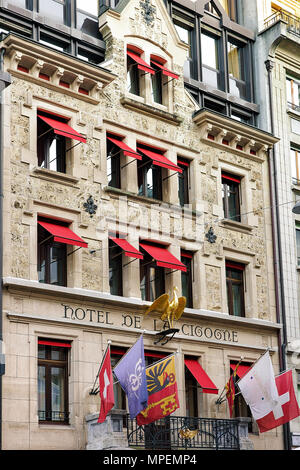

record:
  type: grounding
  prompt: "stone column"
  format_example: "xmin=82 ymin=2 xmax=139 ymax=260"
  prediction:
xmin=85 ymin=410 xmax=129 ymax=450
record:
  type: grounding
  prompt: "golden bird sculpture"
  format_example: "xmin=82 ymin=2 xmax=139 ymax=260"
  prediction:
xmin=144 ymin=287 xmax=186 ymax=330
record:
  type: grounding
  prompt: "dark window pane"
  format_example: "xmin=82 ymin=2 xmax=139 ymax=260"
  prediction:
xmin=296 ymin=229 xmax=300 ymax=265
xmin=38 ymin=365 xmax=46 ymax=420
xmin=127 ymin=57 xmax=140 ymax=96
xmin=138 ymin=158 xmax=162 ymax=201
xmin=181 ymin=262 xmax=193 ymax=308
xmin=38 ymin=223 xmax=67 ymax=287
xmin=178 ymin=161 xmax=189 ymax=206
xmin=109 ymin=241 xmax=123 ymax=295
xmin=151 ymin=63 xmax=163 ymax=104
xmin=107 ymin=140 xmax=121 ymax=188
xmin=226 ymin=265 xmax=245 ymax=317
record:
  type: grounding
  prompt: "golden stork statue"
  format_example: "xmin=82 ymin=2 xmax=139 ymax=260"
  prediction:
xmin=144 ymin=287 xmax=186 ymax=330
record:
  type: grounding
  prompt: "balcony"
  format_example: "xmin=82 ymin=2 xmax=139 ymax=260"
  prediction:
xmin=264 ymin=10 xmax=300 ymax=37
xmin=127 ymin=415 xmax=242 ymax=450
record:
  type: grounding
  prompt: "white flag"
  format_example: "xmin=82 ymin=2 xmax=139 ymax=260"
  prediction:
xmin=238 ymin=351 xmax=280 ymax=421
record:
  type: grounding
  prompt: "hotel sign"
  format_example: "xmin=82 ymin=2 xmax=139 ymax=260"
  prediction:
xmin=62 ymin=304 xmax=239 ymax=343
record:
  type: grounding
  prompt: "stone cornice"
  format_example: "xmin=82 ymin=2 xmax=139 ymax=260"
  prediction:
xmin=193 ymin=109 xmax=279 ymax=160
xmin=1 ymin=33 xmax=116 ymax=103
xmin=3 ymin=277 xmax=282 ymax=334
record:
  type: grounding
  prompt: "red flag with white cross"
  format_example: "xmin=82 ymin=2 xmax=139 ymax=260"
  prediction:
xmin=98 ymin=345 xmax=115 ymax=423
xmin=256 ymin=369 xmax=300 ymax=433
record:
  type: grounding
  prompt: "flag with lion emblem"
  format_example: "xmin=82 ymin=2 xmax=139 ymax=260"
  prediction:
xmin=137 ymin=355 xmax=179 ymax=425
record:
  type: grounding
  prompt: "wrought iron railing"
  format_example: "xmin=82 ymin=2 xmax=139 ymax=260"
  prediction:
xmin=264 ymin=10 xmax=300 ymax=37
xmin=38 ymin=410 xmax=69 ymax=423
xmin=126 ymin=415 xmax=240 ymax=450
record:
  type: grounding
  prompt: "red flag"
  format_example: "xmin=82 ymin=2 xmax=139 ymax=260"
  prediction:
xmin=225 ymin=363 xmax=240 ymax=418
xmin=98 ymin=346 xmax=114 ymax=423
xmin=256 ymin=370 xmax=300 ymax=433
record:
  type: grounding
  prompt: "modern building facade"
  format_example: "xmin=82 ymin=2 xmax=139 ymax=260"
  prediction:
xmin=239 ymin=0 xmax=300 ymax=450
xmin=0 ymin=0 xmax=287 ymax=450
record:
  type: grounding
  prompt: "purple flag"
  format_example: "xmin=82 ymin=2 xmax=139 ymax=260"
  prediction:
xmin=113 ymin=335 xmax=148 ymax=419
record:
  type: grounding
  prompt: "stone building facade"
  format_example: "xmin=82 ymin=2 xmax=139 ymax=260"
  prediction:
xmin=240 ymin=0 xmax=300 ymax=449
xmin=0 ymin=0 xmax=285 ymax=450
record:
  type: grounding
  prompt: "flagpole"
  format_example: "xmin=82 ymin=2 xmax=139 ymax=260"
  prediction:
xmin=89 ymin=341 xmax=111 ymax=395
xmin=112 ymin=333 xmax=144 ymax=372
xmin=144 ymin=351 xmax=178 ymax=371
xmin=235 ymin=347 xmax=271 ymax=388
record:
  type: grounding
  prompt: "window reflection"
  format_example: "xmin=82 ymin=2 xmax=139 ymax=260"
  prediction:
xmin=39 ymin=0 xmax=65 ymax=25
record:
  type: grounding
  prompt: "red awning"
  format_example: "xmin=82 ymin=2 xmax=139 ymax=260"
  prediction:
xmin=230 ymin=363 xmax=251 ymax=379
xmin=110 ymin=237 xmax=144 ymax=259
xmin=127 ymin=51 xmax=155 ymax=75
xmin=107 ymin=137 xmax=142 ymax=160
xmin=38 ymin=339 xmax=71 ymax=348
xmin=38 ymin=221 xmax=88 ymax=248
xmin=151 ymin=60 xmax=179 ymax=80
xmin=140 ymin=243 xmax=187 ymax=272
xmin=185 ymin=359 xmax=218 ymax=394
xmin=137 ymin=147 xmax=182 ymax=173
xmin=38 ymin=115 xmax=86 ymax=143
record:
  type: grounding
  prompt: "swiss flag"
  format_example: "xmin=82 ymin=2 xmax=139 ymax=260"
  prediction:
xmin=98 ymin=346 xmax=115 ymax=423
xmin=256 ymin=370 xmax=300 ymax=433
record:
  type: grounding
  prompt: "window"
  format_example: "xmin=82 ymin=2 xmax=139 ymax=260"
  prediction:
xmin=178 ymin=158 xmax=190 ymax=206
xmin=201 ymin=30 xmax=221 ymax=89
xmin=291 ymin=118 xmax=300 ymax=135
xmin=38 ymin=220 xmax=67 ymax=287
xmin=38 ymin=0 xmax=67 ymax=26
xmin=107 ymin=136 xmax=121 ymax=189
xmin=172 ymin=7 xmax=196 ymax=80
xmin=38 ymin=339 xmax=70 ymax=424
xmin=219 ymin=0 xmax=238 ymax=22
xmin=226 ymin=261 xmax=245 ymax=317
xmin=297 ymin=371 xmax=300 ymax=405
xmin=227 ymin=38 xmax=247 ymax=100
xmin=140 ymin=248 xmax=165 ymax=302
xmin=296 ymin=224 xmax=300 ymax=266
xmin=230 ymin=361 xmax=253 ymax=431
xmin=137 ymin=148 xmax=163 ymax=200
xmin=111 ymin=348 xmax=127 ymax=411
xmin=12 ymin=0 xmax=32 ymax=9
xmin=185 ymin=363 xmax=198 ymax=418
xmin=222 ymin=173 xmax=241 ymax=222
xmin=291 ymin=147 xmax=300 ymax=185
xmin=126 ymin=47 xmax=152 ymax=97
xmin=286 ymin=76 xmax=300 ymax=111
xmin=181 ymin=251 xmax=193 ymax=308
xmin=76 ymin=0 xmax=99 ymax=37
xmin=37 ymin=114 xmax=66 ymax=173
xmin=109 ymin=238 xmax=123 ymax=296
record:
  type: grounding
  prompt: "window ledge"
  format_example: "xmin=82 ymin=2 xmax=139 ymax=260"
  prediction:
xmin=103 ymin=185 xmax=201 ymax=217
xmin=120 ymin=95 xmax=183 ymax=126
xmin=220 ymin=218 xmax=253 ymax=233
xmin=31 ymin=167 xmax=80 ymax=186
